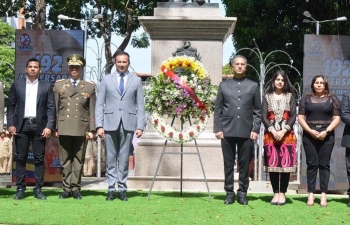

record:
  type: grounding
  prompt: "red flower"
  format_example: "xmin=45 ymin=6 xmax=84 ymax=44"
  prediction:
xmin=199 ymin=116 xmax=205 ymax=122
xmin=268 ymin=111 xmax=275 ymax=121
xmin=161 ymin=126 xmax=165 ymax=132
xmin=169 ymin=132 xmax=173 ymax=138
xmin=186 ymin=63 xmax=191 ymax=67
xmin=179 ymin=133 xmax=183 ymax=139
xmin=196 ymin=125 xmax=200 ymax=130
xmin=178 ymin=61 xmax=183 ymax=66
xmin=154 ymin=119 xmax=159 ymax=125
xmin=189 ymin=132 xmax=194 ymax=137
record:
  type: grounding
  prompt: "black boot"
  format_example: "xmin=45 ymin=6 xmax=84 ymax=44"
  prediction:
xmin=224 ymin=192 xmax=235 ymax=205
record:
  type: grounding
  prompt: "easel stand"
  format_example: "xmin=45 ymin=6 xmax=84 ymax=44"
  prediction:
xmin=147 ymin=116 xmax=212 ymax=201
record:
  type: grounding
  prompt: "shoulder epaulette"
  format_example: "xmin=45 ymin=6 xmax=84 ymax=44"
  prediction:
xmin=85 ymin=80 xmax=95 ymax=85
xmin=55 ymin=79 xmax=65 ymax=83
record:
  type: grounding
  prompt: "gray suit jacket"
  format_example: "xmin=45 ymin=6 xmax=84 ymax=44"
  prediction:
xmin=95 ymin=72 xmax=145 ymax=131
xmin=213 ymin=77 xmax=261 ymax=138
xmin=341 ymin=91 xmax=350 ymax=147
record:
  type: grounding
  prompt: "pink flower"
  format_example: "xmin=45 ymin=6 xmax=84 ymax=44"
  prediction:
xmin=169 ymin=132 xmax=173 ymax=138
xmin=196 ymin=125 xmax=200 ymax=130
xmin=189 ymin=132 xmax=194 ymax=137
xmin=161 ymin=126 xmax=165 ymax=132
xmin=154 ymin=119 xmax=159 ymax=125
xmin=179 ymin=133 xmax=183 ymax=139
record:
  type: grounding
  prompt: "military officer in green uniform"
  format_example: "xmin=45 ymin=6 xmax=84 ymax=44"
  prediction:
xmin=53 ymin=54 xmax=96 ymax=199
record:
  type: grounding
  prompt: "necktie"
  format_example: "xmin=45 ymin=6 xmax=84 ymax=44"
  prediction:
xmin=73 ymin=80 xmax=77 ymax=87
xmin=119 ymin=74 xmax=124 ymax=93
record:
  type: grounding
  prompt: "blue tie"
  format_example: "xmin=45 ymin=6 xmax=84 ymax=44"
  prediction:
xmin=119 ymin=74 xmax=124 ymax=93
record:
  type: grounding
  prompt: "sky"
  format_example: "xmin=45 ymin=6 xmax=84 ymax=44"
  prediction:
xmin=85 ymin=0 xmax=235 ymax=81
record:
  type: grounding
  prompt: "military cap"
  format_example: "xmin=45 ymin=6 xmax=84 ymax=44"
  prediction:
xmin=67 ymin=54 xmax=86 ymax=67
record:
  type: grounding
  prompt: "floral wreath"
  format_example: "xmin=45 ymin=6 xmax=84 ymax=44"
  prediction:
xmin=145 ymin=56 xmax=218 ymax=143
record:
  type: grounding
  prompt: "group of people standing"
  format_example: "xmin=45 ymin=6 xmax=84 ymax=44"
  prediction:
xmin=7 ymin=51 xmax=145 ymax=201
xmin=214 ymin=55 xmax=350 ymax=207
xmin=6 ymin=52 xmax=350 ymax=207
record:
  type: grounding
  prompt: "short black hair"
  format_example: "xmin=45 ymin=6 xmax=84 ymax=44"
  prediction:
xmin=26 ymin=58 xmax=41 ymax=68
xmin=114 ymin=51 xmax=130 ymax=62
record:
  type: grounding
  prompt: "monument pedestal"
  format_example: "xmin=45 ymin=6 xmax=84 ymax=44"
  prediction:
xmin=135 ymin=2 xmax=236 ymax=192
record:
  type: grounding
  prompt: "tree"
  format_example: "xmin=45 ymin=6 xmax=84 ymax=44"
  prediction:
xmin=46 ymin=0 xmax=168 ymax=73
xmin=222 ymin=0 xmax=350 ymax=84
xmin=0 ymin=1 xmax=23 ymax=17
xmin=0 ymin=21 xmax=15 ymax=94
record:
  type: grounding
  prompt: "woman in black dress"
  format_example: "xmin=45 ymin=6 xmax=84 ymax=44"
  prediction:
xmin=298 ymin=75 xmax=340 ymax=207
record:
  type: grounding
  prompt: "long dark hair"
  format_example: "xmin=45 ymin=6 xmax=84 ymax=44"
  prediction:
xmin=308 ymin=75 xmax=331 ymax=96
xmin=265 ymin=70 xmax=295 ymax=95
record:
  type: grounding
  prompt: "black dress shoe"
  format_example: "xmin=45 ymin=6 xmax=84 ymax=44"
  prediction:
xmin=224 ymin=192 xmax=235 ymax=205
xmin=106 ymin=191 xmax=116 ymax=201
xmin=33 ymin=189 xmax=47 ymax=200
xmin=118 ymin=191 xmax=128 ymax=201
xmin=14 ymin=189 xmax=25 ymax=200
xmin=72 ymin=190 xmax=82 ymax=200
xmin=237 ymin=194 xmax=248 ymax=205
xmin=59 ymin=191 xmax=72 ymax=199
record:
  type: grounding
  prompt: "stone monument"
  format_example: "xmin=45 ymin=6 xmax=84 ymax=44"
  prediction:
xmin=131 ymin=1 xmax=236 ymax=192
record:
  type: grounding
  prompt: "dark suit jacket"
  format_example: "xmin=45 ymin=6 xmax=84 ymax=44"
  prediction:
xmin=341 ymin=91 xmax=350 ymax=147
xmin=7 ymin=78 xmax=56 ymax=133
xmin=213 ymin=77 xmax=261 ymax=138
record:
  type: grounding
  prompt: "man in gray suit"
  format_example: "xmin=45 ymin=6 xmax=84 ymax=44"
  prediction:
xmin=340 ymin=91 xmax=350 ymax=207
xmin=96 ymin=51 xmax=145 ymax=201
xmin=214 ymin=55 xmax=261 ymax=205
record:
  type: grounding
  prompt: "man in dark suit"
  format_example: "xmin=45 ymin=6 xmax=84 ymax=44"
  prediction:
xmin=95 ymin=51 xmax=145 ymax=201
xmin=340 ymin=91 xmax=350 ymax=207
xmin=53 ymin=54 xmax=96 ymax=200
xmin=7 ymin=58 xmax=55 ymax=200
xmin=214 ymin=55 xmax=261 ymax=205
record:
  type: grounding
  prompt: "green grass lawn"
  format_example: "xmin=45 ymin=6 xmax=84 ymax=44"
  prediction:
xmin=0 ymin=188 xmax=349 ymax=225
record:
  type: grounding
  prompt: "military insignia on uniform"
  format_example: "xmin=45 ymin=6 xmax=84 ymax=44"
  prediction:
xmin=80 ymin=84 xmax=85 ymax=89
xmin=82 ymin=92 xmax=90 ymax=99
xmin=60 ymin=83 xmax=70 ymax=94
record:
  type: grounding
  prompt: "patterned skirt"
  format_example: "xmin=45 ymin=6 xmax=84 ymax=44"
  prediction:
xmin=263 ymin=131 xmax=297 ymax=173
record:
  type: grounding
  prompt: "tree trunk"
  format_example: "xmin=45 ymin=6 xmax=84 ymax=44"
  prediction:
xmin=32 ymin=0 xmax=45 ymax=29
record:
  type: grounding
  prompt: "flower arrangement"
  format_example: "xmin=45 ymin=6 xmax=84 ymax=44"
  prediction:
xmin=145 ymin=56 xmax=218 ymax=143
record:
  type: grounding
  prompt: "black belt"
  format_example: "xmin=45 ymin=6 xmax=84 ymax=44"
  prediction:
xmin=308 ymin=124 xmax=328 ymax=129
xmin=24 ymin=117 xmax=37 ymax=124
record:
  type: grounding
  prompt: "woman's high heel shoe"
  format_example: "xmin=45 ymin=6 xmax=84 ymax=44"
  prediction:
xmin=307 ymin=194 xmax=315 ymax=206
xmin=320 ymin=194 xmax=328 ymax=207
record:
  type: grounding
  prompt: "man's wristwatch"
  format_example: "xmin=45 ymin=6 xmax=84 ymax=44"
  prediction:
xmin=326 ymin=129 xmax=331 ymax=134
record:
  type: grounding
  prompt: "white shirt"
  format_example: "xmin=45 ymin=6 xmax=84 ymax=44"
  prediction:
xmin=24 ymin=78 xmax=39 ymax=118
xmin=70 ymin=78 xmax=80 ymax=87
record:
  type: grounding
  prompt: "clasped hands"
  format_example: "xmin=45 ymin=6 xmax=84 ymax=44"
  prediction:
xmin=309 ymin=129 xmax=327 ymax=140
xmin=271 ymin=130 xmax=287 ymax=142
